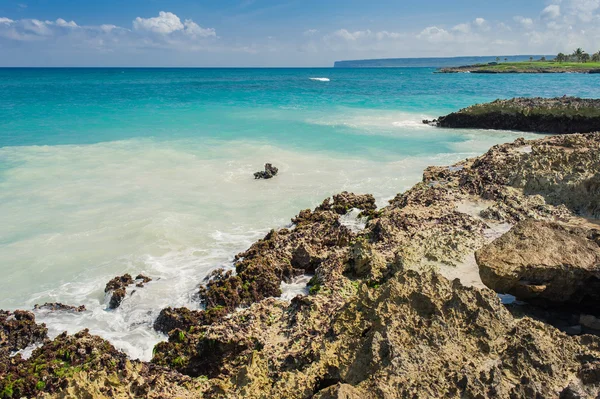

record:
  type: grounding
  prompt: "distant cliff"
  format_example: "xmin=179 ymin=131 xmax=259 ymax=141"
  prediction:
xmin=333 ymin=55 xmax=552 ymax=68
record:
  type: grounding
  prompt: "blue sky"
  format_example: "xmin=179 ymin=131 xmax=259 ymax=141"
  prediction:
xmin=0 ymin=0 xmax=598 ymax=66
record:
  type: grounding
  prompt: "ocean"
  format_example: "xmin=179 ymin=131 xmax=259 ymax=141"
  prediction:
xmin=1 ymin=67 xmax=598 ymax=360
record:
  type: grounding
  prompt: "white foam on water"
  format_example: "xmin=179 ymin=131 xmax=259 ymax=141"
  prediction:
xmin=10 ymin=342 xmax=43 ymax=360
xmin=306 ymin=108 xmax=435 ymax=133
xmin=280 ymin=275 xmax=312 ymax=301
xmin=339 ymin=208 xmax=369 ymax=233
xmin=309 ymin=77 xmax=330 ymax=82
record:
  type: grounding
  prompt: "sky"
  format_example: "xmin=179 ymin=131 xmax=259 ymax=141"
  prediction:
xmin=0 ymin=0 xmax=598 ymax=66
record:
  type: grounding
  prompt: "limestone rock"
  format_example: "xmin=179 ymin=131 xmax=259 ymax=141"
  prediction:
xmin=34 ymin=303 xmax=86 ymax=313
xmin=254 ymin=163 xmax=278 ymax=179
xmin=476 ymin=220 xmax=600 ymax=304
xmin=433 ymin=97 xmax=600 ymax=134
xmin=104 ymin=273 xmax=152 ymax=310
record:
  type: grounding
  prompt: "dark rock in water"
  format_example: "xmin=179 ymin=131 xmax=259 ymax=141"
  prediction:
xmin=105 ymin=274 xmax=134 ymax=310
xmin=433 ymin=97 xmax=600 ymax=134
xmin=153 ymin=307 xmax=207 ymax=335
xmin=135 ymin=274 xmax=153 ymax=288
xmin=254 ymin=163 xmax=278 ymax=179
xmin=476 ymin=220 xmax=600 ymax=305
xmin=0 ymin=310 xmax=48 ymax=354
xmin=33 ymin=303 xmax=86 ymax=312
xmin=104 ymin=273 xmax=152 ymax=309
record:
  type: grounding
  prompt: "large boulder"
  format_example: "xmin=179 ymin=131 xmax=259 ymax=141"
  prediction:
xmin=476 ymin=220 xmax=600 ymax=304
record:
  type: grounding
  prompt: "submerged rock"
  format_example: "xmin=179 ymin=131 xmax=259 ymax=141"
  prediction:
xmin=105 ymin=273 xmax=153 ymax=309
xmin=432 ymin=97 xmax=600 ymax=134
xmin=476 ymin=220 xmax=600 ymax=305
xmin=33 ymin=303 xmax=86 ymax=313
xmin=254 ymin=163 xmax=279 ymax=179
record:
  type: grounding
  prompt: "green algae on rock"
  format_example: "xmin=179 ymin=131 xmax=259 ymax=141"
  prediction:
xmin=426 ymin=97 xmax=600 ymax=134
xmin=3 ymin=133 xmax=600 ymax=398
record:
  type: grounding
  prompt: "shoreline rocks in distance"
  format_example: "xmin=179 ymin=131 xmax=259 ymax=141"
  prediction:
xmin=438 ymin=64 xmax=600 ymax=74
xmin=254 ymin=163 xmax=278 ymax=179
xmin=426 ymin=97 xmax=600 ymax=134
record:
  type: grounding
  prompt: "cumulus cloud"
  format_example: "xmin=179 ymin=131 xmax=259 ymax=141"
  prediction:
xmin=133 ymin=11 xmax=184 ymax=34
xmin=183 ymin=20 xmax=216 ymax=38
xmin=541 ymin=5 xmax=561 ymax=19
xmin=55 ymin=18 xmax=78 ymax=28
xmin=452 ymin=23 xmax=470 ymax=34
xmin=514 ymin=16 xmax=534 ymax=29
xmin=1 ymin=0 xmax=600 ymax=66
xmin=132 ymin=11 xmax=216 ymax=39
xmin=418 ymin=26 xmax=452 ymax=42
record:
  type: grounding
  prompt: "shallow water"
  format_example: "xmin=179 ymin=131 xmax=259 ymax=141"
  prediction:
xmin=1 ymin=67 xmax=597 ymax=360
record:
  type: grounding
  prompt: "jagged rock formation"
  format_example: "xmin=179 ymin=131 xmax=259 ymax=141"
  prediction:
xmin=477 ymin=220 xmax=600 ymax=305
xmin=253 ymin=163 xmax=279 ymax=179
xmin=2 ymin=133 xmax=600 ymax=398
xmin=0 ymin=310 xmax=48 ymax=370
xmin=427 ymin=97 xmax=600 ymax=134
xmin=104 ymin=274 xmax=153 ymax=310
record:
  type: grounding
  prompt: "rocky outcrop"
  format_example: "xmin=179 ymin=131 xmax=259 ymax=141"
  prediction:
xmin=173 ymin=271 xmax=600 ymax=398
xmin=429 ymin=97 xmax=600 ymax=134
xmin=105 ymin=274 xmax=152 ymax=310
xmin=476 ymin=220 xmax=600 ymax=305
xmin=0 ymin=310 xmax=48 ymax=356
xmin=34 ymin=303 xmax=86 ymax=313
xmin=149 ymin=133 xmax=600 ymax=398
xmin=0 ymin=328 xmax=201 ymax=399
xmin=3 ymin=132 xmax=600 ymax=398
xmin=439 ymin=65 xmax=600 ymax=74
xmin=254 ymin=163 xmax=279 ymax=179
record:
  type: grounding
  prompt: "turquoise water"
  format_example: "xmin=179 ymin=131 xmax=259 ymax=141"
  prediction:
xmin=1 ymin=68 xmax=598 ymax=360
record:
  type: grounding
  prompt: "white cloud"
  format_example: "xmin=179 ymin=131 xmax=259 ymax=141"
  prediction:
xmin=565 ymin=0 xmax=600 ymax=21
xmin=541 ymin=5 xmax=561 ymax=19
xmin=55 ymin=18 xmax=78 ymax=28
xmin=514 ymin=16 xmax=534 ymax=29
xmin=183 ymin=20 xmax=216 ymax=38
xmin=452 ymin=23 xmax=470 ymax=34
xmin=2 ymin=0 xmax=600 ymax=66
xmin=474 ymin=17 xmax=487 ymax=27
xmin=418 ymin=26 xmax=451 ymax=42
xmin=134 ymin=11 xmax=184 ymax=34
xmin=132 ymin=11 xmax=216 ymax=41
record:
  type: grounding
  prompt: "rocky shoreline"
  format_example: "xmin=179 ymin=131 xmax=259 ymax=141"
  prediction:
xmin=2 ymin=130 xmax=600 ymax=397
xmin=425 ymin=97 xmax=600 ymax=134
xmin=439 ymin=65 xmax=600 ymax=74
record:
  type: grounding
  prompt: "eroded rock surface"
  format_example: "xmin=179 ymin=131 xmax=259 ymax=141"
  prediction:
xmin=34 ymin=303 xmax=86 ymax=313
xmin=104 ymin=274 xmax=153 ymax=310
xmin=3 ymin=133 xmax=600 ymax=398
xmin=477 ymin=220 xmax=600 ymax=305
xmin=254 ymin=163 xmax=279 ymax=179
xmin=430 ymin=97 xmax=600 ymax=134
